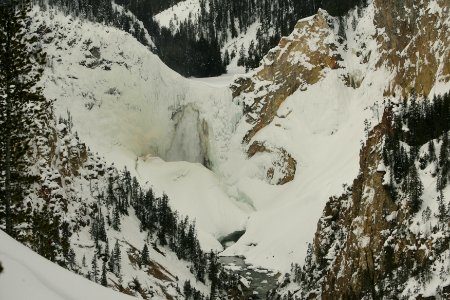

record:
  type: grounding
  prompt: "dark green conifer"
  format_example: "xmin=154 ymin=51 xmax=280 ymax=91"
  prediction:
xmin=101 ymin=260 xmax=107 ymax=287
xmin=0 ymin=0 xmax=46 ymax=235
xmin=141 ymin=243 xmax=150 ymax=265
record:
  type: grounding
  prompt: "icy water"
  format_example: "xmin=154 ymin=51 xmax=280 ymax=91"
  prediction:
xmin=219 ymin=256 xmax=280 ymax=299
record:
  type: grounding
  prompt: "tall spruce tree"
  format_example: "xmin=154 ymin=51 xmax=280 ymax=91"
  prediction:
xmin=141 ymin=243 xmax=149 ymax=265
xmin=91 ymin=254 xmax=98 ymax=283
xmin=408 ymin=164 xmax=423 ymax=214
xmin=101 ymin=260 xmax=107 ymax=287
xmin=113 ymin=239 xmax=121 ymax=276
xmin=0 ymin=0 xmax=46 ymax=235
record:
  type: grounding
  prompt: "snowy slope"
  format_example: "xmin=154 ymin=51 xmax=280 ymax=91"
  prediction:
xmin=0 ymin=230 xmax=135 ymax=300
xmin=221 ymin=1 xmax=450 ymax=272
xmin=33 ymin=0 xmax=450 ymax=278
xmin=154 ymin=0 xmax=201 ymax=30
xmin=140 ymin=2 xmax=386 ymax=272
xmin=34 ymin=7 xmax=249 ymax=249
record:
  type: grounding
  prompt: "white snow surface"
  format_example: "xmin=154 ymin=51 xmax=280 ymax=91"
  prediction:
xmin=0 ymin=230 xmax=135 ymax=300
xmin=35 ymin=0 xmax=450 ymax=275
xmin=154 ymin=0 xmax=201 ymax=30
xmin=36 ymin=8 xmax=249 ymax=250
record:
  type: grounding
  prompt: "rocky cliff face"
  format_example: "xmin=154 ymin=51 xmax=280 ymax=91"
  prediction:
xmin=310 ymin=111 xmax=396 ymax=299
xmin=231 ymin=9 xmax=341 ymax=184
xmin=231 ymin=0 xmax=450 ymax=185
xmin=278 ymin=106 xmax=450 ymax=298
xmin=253 ymin=0 xmax=450 ymax=297
xmin=373 ymin=0 xmax=450 ymax=97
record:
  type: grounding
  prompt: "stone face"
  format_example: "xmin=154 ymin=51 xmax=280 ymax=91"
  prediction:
xmin=298 ymin=106 xmax=450 ymax=298
xmin=247 ymin=141 xmax=297 ymax=185
xmin=231 ymin=0 xmax=449 ymax=186
xmin=374 ymin=0 xmax=450 ymax=97
xmin=313 ymin=110 xmax=398 ymax=298
xmin=233 ymin=10 xmax=341 ymax=146
xmin=231 ymin=10 xmax=341 ymax=185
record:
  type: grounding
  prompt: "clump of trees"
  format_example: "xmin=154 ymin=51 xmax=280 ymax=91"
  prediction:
xmin=383 ymin=92 xmax=450 ymax=213
xmin=39 ymin=0 xmax=369 ymax=77
xmin=0 ymin=0 xmax=47 ymax=234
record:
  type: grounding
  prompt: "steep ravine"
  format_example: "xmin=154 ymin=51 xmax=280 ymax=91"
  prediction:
xmin=276 ymin=105 xmax=450 ymax=298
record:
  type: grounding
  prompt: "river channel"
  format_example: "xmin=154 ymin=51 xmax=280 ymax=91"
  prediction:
xmin=219 ymin=256 xmax=280 ymax=299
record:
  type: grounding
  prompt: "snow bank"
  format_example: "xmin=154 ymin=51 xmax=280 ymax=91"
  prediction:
xmin=0 ymin=231 xmax=135 ymax=300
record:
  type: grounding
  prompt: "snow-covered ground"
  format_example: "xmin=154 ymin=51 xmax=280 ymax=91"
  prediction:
xmin=36 ymin=8 xmax=250 ymax=250
xmin=34 ymin=0 xmax=450 ymax=276
xmin=0 ymin=230 xmax=135 ymax=300
xmin=154 ymin=0 xmax=201 ymax=30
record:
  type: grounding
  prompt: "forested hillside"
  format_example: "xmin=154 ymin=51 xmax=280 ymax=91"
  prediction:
xmin=35 ymin=0 xmax=367 ymax=77
xmin=118 ymin=0 xmax=367 ymax=77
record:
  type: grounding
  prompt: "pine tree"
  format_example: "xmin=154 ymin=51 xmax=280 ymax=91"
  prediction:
xmin=183 ymin=280 xmax=192 ymax=299
xmin=141 ymin=243 xmax=150 ymax=265
xmin=428 ymin=140 xmax=436 ymax=163
xmin=106 ymin=177 xmax=116 ymax=205
xmin=101 ymin=260 xmax=107 ymax=287
xmin=105 ymin=238 xmax=109 ymax=260
xmin=408 ymin=164 xmax=423 ymax=214
xmin=108 ymin=249 xmax=114 ymax=272
xmin=66 ymin=248 xmax=76 ymax=269
xmin=0 ymin=0 xmax=46 ymax=235
xmin=91 ymin=255 xmax=98 ymax=283
xmin=208 ymin=251 xmax=219 ymax=299
xmin=436 ymin=193 xmax=447 ymax=225
xmin=223 ymin=49 xmax=230 ymax=67
xmin=438 ymin=133 xmax=450 ymax=189
xmin=61 ymin=221 xmax=71 ymax=258
xmin=237 ymin=44 xmax=246 ymax=67
xmin=112 ymin=204 xmax=121 ymax=231
xmin=113 ymin=239 xmax=121 ymax=276
xmin=82 ymin=254 xmax=87 ymax=267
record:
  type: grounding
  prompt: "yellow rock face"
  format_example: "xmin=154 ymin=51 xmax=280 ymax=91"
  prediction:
xmin=231 ymin=0 xmax=449 ymax=185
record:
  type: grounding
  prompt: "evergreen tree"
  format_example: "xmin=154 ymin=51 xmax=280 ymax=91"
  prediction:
xmin=428 ymin=140 xmax=436 ymax=163
xmin=108 ymin=249 xmax=115 ymax=272
xmin=112 ymin=204 xmax=121 ymax=231
xmin=101 ymin=260 xmax=107 ymax=287
xmin=208 ymin=251 xmax=219 ymax=299
xmin=82 ymin=254 xmax=87 ymax=267
xmin=61 ymin=221 xmax=71 ymax=258
xmin=141 ymin=243 xmax=150 ymax=265
xmin=113 ymin=239 xmax=121 ymax=276
xmin=184 ymin=280 xmax=193 ymax=299
xmin=91 ymin=254 xmax=98 ymax=283
xmin=106 ymin=177 xmax=116 ymax=205
xmin=105 ymin=238 xmax=110 ymax=261
xmin=31 ymin=205 xmax=61 ymax=263
xmin=436 ymin=193 xmax=448 ymax=225
xmin=438 ymin=133 xmax=450 ymax=189
xmin=237 ymin=44 xmax=246 ymax=67
xmin=0 ymin=0 xmax=46 ymax=235
xmin=408 ymin=164 xmax=423 ymax=214
xmin=223 ymin=49 xmax=230 ymax=67
xmin=66 ymin=248 xmax=76 ymax=270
